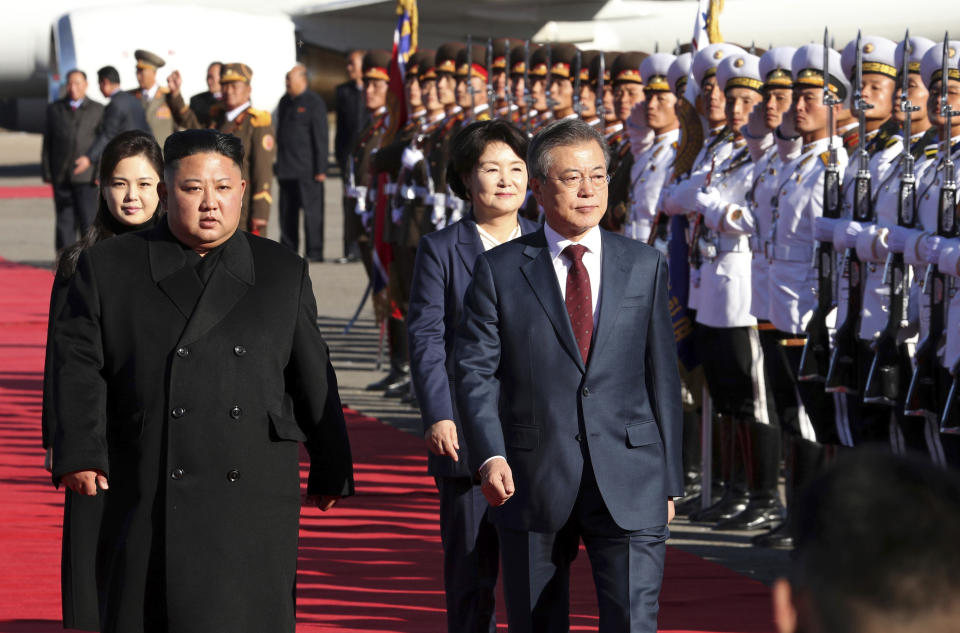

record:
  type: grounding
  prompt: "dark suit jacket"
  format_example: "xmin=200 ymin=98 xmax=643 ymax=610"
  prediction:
xmin=408 ymin=215 xmax=540 ymax=478
xmin=51 ymin=223 xmax=353 ymax=633
xmin=86 ymin=90 xmax=150 ymax=163
xmin=334 ymin=80 xmax=369 ymax=172
xmin=275 ymin=89 xmax=328 ymax=180
xmin=189 ymin=90 xmax=219 ymax=128
xmin=41 ymin=98 xmax=104 ymax=184
xmin=455 ymin=228 xmax=684 ymax=533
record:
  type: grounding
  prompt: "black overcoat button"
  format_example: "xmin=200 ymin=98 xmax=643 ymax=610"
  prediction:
xmin=230 ymin=406 xmax=242 ymax=419
xmin=171 ymin=468 xmax=184 ymax=480
xmin=227 ymin=469 xmax=240 ymax=482
xmin=234 ymin=345 xmax=246 ymax=356
xmin=172 ymin=407 xmax=186 ymax=418
xmin=176 ymin=347 xmax=189 ymax=358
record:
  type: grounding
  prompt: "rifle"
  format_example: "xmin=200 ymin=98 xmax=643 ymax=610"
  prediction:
xmin=573 ymin=48 xmax=583 ymax=118
xmin=906 ymin=32 xmax=958 ymax=418
xmin=688 ymin=156 xmax=717 ymax=269
xmin=799 ymin=28 xmax=843 ymax=382
xmin=825 ymin=30 xmax=874 ymax=394
xmin=864 ymin=29 xmax=917 ymax=405
xmin=486 ymin=37 xmax=495 ymax=114
xmin=503 ymin=38 xmax=515 ymax=117
xmin=467 ymin=35 xmax=476 ymax=120
xmin=596 ymin=50 xmax=606 ymax=120
xmin=523 ymin=40 xmax=533 ymax=134
xmin=943 ymin=358 xmax=960 ymax=431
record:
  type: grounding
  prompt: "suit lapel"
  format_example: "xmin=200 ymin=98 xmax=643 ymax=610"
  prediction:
xmin=519 ymin=230 xmax=585 ymax=373
xmin=590 ymin=232 xmax=632 ymax=363
xmin=455 ymin=220 xmax=484 ymax=277
xmin=177 ymin=231 xmax=255 ymax=346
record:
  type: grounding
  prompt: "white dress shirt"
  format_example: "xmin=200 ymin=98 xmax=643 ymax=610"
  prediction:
xmin=226 ymin=101 xmax=252 ymax=122
xmin=544 ymin=221 xmax=603 ymax=326
xmin=476 ymin=222 xmax=521 ymax=252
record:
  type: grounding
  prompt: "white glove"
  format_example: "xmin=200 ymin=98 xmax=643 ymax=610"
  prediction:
xmin=401 ymin=147 xmax=424 ymax=171
xmin=778 ymin=109 xmax=799 ymax=139
xmin=626 ymin=103 xmax=654 ymax=158
xmin=744 ymin=102 xmax=769 ymax=139
xmin=834 ymin=220 xmax=865 ymax=250
xmin=814 ymin=216 xmax=839 ymax=242
xmin=695 ymin=189 xmax=725 ymax=230
xmin=887 ymin=225 xmax=914 ymax=253
xmin=663 ymin=180 xmax=701 ymax=216
xmin=919 ymin=234 xmax=944 ymax=264
xmin=938 ymin=243 xmax=960 ymax=277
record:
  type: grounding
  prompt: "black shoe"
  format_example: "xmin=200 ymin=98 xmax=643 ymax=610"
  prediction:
xmin=366 ymin=370 xmax=405 ymax=391
xmin=714 ymin=498 xmax=785 ymax=531
xmin=307 ymin=255 xmax=324 ymax=263
xmin=401 ymin=390 xmax=418 ymax=406
xmin=751 ymin=522 xmax=793 ymax=548
xmin=689 ymin=493 xmax=749 ymax=523
xmin=335 ymin=254 xmax=360 ymax=264
xmin=383 ymin=376 xmax=412 ymax=398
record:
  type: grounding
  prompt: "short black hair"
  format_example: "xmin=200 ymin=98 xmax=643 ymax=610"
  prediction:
xmin=163 ymin=129 xmax=244 ymax=172
xmin=527 ymin=118 xmax=609 ymax=181
xmin=791 ymin=449 xmax=960 ymax=633
xmin=208 ymin=61 xmax=224 ymax=74
xmin=65 ymin=69 xmax=86 ymax=82
xmin=97 ymin=66 xmax=120 ymax=84
xmin=446 ymin=119 xmax=529 ymax=201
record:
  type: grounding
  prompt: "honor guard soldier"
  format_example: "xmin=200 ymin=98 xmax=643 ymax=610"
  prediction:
xmin=527 ymin=46 xmax=552 ymax=132
xmin=545 ymin=43 xmax=580 ymax=121
xmin=131 ymin=49 xmax=176 ymax=146
xmin=423 ymin=43 xmax=466 ymax=231
xmin=456 ymin=43 xmax=491 ymax=122
xmin=576 ymin=50 xmax=602 ymax=128
xmin=624 ymin=53 xmax=679 ymax=243
xmin=853 ymin=35 xmax=937 ymax=455
xmin=490 ymin=38 xmax=512 ymax=118
xmin=686 ymin=53 xmax=782 ymax=530
xmin=507 ymin=43 xmax=535 ymax=126
xmin=888 ymin=41 xmax=960 ymax=465
xmin=755 ymin=44 xmax=851 ymax=548
xmin=166 ymin=62 xmax=276 ymax=234
xmin=604 ymin=51 xmax=647 ymax=232
xmin=819 ymin=35 xmax=900 ymax=444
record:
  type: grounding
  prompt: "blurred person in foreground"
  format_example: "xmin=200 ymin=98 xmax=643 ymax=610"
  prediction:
xmin=276 ymin=63 xmax=329 ymax=261
xmin=408 ymin=119 xmax=538 ymax=632
xmin=50 ymin=129 xmax=353 ymax=633
xmin=42 ymin=129 xmax=164 ymax=631
xmin=773 ymin=449 xmax=960 ymax=633
xmin=42 ymin=69 xmax=104 ymax=252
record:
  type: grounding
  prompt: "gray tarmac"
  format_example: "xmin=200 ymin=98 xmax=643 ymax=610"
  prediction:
xmin=0 ymin=130 xmax=789 ymax=588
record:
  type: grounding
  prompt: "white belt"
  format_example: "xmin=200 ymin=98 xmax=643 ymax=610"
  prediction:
xmin=400 ymin=184 xmax=429 ymax=200
xmin=384 ymin=183 xmax=398 ymax=194
xmin=716 ymin=234 xmax=751 ymax=253
xmin=768 ymin=243 xmax=813 ymax=262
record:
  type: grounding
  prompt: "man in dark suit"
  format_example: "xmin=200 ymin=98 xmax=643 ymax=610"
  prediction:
xmin=41 ymin=69 xmax=104 ymax=251
xmin=276 ymin=64 xmax=328 ymax=261
xmin=455 ymin=118 xmax=683 ymax=632
xmin=78 ymin=66 xmax=149 ymax=171
xmin=51 ymin=129 xmax=354 ymax=633
xmin=334 ymin=49 xmax=369 ymax=262
xmin=189 ymin=61 xmax=223 ymax=128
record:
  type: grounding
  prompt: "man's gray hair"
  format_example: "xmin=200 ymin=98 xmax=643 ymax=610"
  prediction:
xmin=527 ymin=118 xmax=610 ymax=181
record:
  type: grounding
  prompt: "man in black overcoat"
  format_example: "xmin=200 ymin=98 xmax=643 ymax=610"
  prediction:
xmin=41 ymin=69 xmax=104 ymax=251
xmin=51 ymin=129 xmax=354 ymax=633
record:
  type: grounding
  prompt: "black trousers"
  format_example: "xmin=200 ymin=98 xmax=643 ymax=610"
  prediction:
xmin=341 ymin=194 xmax=363 ymax=259
xmin=435 ymin=476 xmax=498 ymax=633
xmin=772 ymin=332 xmax=838 ymax=444
xmin=697 ymin=324 xmax=772 ymax=423
xmin=498 ymin=460 xmax=668 ymax=633
xmin=52 ymin=182 xmax=98 ymax=251
xmin=278 ymin=178 xmax=325 ymax=260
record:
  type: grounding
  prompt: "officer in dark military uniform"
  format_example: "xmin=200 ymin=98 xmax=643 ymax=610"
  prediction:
xmin=546 ymin=43 xmax=580 ymax=121
xmin=577 ymin=50 xmax=602 ymax=127
xmin=527 ymin=45 xmax=552 ymax=132
xmin=131 ymin=49 xmax=176 ymax=147
xmin=275 ymin=64 xmax=329 ymax=261
xmin=165 ymin=62 xmax=277 ymax=234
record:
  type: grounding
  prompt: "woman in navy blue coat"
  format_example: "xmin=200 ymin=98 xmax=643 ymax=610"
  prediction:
xmin=407 ymin=119 xmax=538 ymax=632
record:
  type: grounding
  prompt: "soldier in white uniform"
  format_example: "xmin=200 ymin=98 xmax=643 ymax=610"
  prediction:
xmin=756 ymin=44 xmax=851 ymax=548
xmin=624 ymin=53 xmax=679 ymax=242
xmin=687 ymin=53 xmax=783 ymax=530
xmin=818 ymin=35 xmax=902 ymax=444
xmin=887 ymin=41 xmax=960 ymax=466
xmin=851 ymin=36 xmax=939 ymax=456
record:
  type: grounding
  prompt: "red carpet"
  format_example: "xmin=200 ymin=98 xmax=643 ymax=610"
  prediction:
xmin=0 ymin=257 xmax=773 ymax=632
xmin=0 ymin=186 xmax=52 ymax=199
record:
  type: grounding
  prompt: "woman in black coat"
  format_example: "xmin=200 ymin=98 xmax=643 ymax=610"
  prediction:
xmin=42 ymin=129 xmax=164 ymax=631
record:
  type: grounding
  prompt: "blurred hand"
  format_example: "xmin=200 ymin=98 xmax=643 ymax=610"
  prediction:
xmin=167 ymin=70 xmax=182 ymax=97
xmin=305 ymin=494 xmax=341 ymax=511
xmin=44 ymin=447 xmax=53 ymax=473
xmin=314 ymin=174 xmax=326 ymax=183
xmin=479 ymin=457 xmax=515 ymax=507
xmin=424 ymin=419 xmax=459 ymax=461
xmin=745 ymin=102 xmax=768 ymax=138
xmin=668 ymin=498 xmax=676 ymax=524
xmin=62 ymin=470 xmax=108 ymax=496
xmin=73 ymin=156 xmax=92 ymax=175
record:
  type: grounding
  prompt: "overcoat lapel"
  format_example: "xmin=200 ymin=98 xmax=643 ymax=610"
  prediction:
xmin=149 ymin=224 xmax=201 ymax=320
xmin=590 ymin=231 xmax=631 ymax=363
xmin=520 ymin=230 xmax=585 ymax=373
xmin=177 ymin=231 xmax=255 ymax=346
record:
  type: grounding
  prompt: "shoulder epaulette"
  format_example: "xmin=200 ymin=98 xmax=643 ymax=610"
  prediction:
xmin=820 ymin=151 xmax=831 ymax=166
xmin=248 ymin=108 xmax=272 ymax=127
xmin=671 ymin=141 xmax=678 ymax=150
xmin=924 ymin=145 xmax=939 ymax=160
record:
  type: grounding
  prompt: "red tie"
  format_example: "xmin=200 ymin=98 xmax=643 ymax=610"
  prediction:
xmin=562 ymin=244 xmax=593 ymax=363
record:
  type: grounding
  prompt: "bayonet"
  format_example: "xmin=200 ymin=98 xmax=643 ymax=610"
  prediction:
xmin=504 ymin=38 xmax=515 ymax=116
xmin=467 ymin=34 xmax=476 ymax=120
xmin=523 ymin=39 xmax=533 ymax=133
xmin=573 ymin=48 xmax=583 ymax=118
xmin=486 ymin=37 xmax=495 ymax=113
xmin=597 ymin=51 xmax=606 ymax=120
xmin=545 ymin=44 xmax=555 ymax=111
